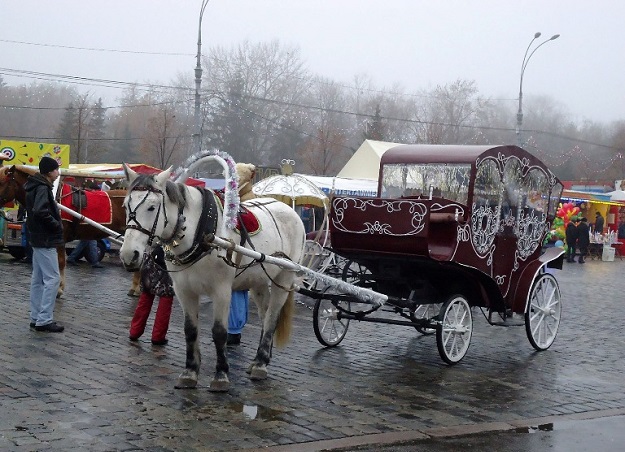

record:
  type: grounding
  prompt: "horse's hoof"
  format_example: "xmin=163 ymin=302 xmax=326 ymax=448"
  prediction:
xmin=208 ymin=379 xmax=230 ymax=392
xmin=127 ymin=290 xmax=139 ymax=297
xmin=56 ymin=292 xmax=63 ymax=299
xmin=175 ymin=375 xmax=198 ymax=389
xmin=246 ymin=363 xmax=254 ymax=374
xmin=249 ymin=367 xmax=268 ymax=381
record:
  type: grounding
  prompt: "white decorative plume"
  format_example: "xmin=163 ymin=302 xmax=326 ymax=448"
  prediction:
xmin=173 ymin=149 xmax=239 ymax=231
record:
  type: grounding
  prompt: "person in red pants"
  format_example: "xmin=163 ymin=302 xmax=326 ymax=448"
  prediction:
xmin=129 ymin=246 xmax=174 ymax=345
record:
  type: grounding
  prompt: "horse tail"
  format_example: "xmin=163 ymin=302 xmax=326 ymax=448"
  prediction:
xmin=274 ymin=290 xmax=294 ymax=348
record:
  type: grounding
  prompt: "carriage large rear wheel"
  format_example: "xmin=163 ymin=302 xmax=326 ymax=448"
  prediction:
xmin=525 ymin=273 xmax=561 ymax=351
xmin=436 ymin=294 xmax=473 ymax=364
xmin=313 ymin=299 xmax=350 ymax=347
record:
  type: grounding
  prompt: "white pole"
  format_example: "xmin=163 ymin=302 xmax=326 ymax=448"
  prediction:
xmin=56 ymin=203 xmax=124 ymax=245
xmin=206 ymin=234 xmax=388 ymax=307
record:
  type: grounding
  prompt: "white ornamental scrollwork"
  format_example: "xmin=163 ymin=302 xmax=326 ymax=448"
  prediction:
xmin=516 ymin=210 xmax=547 ymax=259
xmin=332 ymin=198 xmax=427 ymax=236
xmin=471 ymin=203 xmax=500 ymax=256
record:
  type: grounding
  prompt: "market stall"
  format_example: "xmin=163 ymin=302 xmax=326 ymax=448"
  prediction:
xmin=557 ymin=189 xmax=625 ymax=260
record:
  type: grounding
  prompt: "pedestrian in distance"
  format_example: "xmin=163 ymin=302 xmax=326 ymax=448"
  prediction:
xmin=67 ymin=239 xmax=104 ymax=268
xmin=577 ymin=217 xmax=590 ymax=264
xmin=594 ymin=211 xmax=604 ymax=235
xmin=129 ymin=246 xmax=174 ymax=346
xmin=24 ymin=156 xmax=65 ymax=333
xmin=565 ymin=216 xmax=579 ymax=263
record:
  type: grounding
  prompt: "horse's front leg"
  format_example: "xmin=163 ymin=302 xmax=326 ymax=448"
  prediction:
xmin=56 ymin=245 xmax=65 ymax=298
xmin=208 ymin=291 xmax=231 ymax=393
xmin=174 ymin=293 xmax=202 ymax=390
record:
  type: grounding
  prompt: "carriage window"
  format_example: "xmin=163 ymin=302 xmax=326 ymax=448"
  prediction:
xmin=381 ymin=163 xmax=471 ymax=204
xmin=474 ymin=160 xmax=501 ymax=208
xmin=520 ymin=168 xmax=549 ymax=214
xmin=549 ymin=182 xmax=563 ymax=217
xmin=502 ymin=159 xmax=523 ymax=209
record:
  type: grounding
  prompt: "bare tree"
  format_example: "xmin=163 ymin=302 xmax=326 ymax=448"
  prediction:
xmin=417 ymin=79 xmax=491 ymax=144
xmin=139 ymin=103 xmax=186 ymax=169
xmin=298 ymin=78 xmax=351 ymax=175
xmin=204 ymin=40 xmax=311 ymax=164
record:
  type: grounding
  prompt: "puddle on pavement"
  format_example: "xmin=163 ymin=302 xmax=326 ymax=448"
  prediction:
xmin=226 ymin=402 xmax=285 ymax=421
xmin=514 ymin=423 xmax=554 ymax=433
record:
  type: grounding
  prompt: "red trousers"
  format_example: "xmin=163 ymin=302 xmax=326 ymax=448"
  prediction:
xmin=129 ymin=292 xmax=173 ymax=342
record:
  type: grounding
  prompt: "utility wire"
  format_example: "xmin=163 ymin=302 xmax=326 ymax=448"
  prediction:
xmin=0 ymin=38 xmax=193 ymax=56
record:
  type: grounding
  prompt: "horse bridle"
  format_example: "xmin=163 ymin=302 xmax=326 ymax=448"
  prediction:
xmin=125 ymin=185 xmax=182 ymax=247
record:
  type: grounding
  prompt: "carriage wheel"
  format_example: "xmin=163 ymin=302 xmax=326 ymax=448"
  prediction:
xmin=341 ymin=260 xmax=374 ymax=288
xmin=436 ymin=294 xmax=473 ymax=364
xmin=412 ymin=303 xmax=441 ymax=335
xmin=525 ymin=273 xmax=561 ymax=351
xmin=313 ymin=299 xmax=350 ymax=347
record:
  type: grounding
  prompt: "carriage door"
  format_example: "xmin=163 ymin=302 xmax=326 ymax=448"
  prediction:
xmin=492 ymin=158 xmax=524 ymax=296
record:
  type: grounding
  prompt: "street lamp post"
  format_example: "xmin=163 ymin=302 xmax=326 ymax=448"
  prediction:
xmin=193 ymin=0 xmax=210 ymax=156
xmin=516 ymin=32 xmax=560 ymax=147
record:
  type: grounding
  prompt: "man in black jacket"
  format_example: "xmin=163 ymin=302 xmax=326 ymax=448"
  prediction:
xmin=565 ymin=216 xmax=579 ymax=262
xmin=594 ymin=211 xmax=604 ymax=235
xmin=576 ymin=217 xmax=590 ymax=264
xmin=24 ymin=156 xmax=65 ymax=332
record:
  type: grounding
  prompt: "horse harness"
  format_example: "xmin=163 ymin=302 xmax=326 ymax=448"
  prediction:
xmin=126 ymin=184 xmax=296 ymax=291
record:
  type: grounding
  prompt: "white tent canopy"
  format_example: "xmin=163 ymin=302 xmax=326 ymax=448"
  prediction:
xmin=606 ymin=190 xmax=625 ymax=201
xmin=336 ymin=139 xmax=402 ymax=180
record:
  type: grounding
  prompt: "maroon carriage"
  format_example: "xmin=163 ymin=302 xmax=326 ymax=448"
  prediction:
xmin=306 ymin=144 xmax=564 ymax=364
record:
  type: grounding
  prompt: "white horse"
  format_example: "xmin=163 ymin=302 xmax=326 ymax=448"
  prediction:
xmin=118 ymin=164 xmax=306 ymax=392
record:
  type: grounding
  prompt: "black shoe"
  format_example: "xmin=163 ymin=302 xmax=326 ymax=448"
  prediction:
xmin=29 ymin=322 xmax=36 ymax=329
xmin=35 ymin=322 xmax=64 ymax=333
xmin=227 ymin=333 xmax=241 ymax=345
xmin=129 ymin=336 xmax=139 ymax=342
xmin=578 ymin=259 xmax=585 ymax=264
xmin=151 ymin=339 xmax=168 ymax=346
xmin=91 ymin=263 xmax=104 ymax=269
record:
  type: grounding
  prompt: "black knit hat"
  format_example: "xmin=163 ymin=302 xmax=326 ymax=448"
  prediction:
xmin=39 ymin=156 xmax=59 ymax=174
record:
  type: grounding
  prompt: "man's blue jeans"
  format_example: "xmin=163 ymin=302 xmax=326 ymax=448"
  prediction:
xmin=30 ymin=247 xmax=60 ymax=326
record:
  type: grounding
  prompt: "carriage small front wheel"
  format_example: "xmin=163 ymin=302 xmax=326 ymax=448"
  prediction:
xmin=436 ymin=294 xmax=473 ymax=364
xmin=525 ymin=273 xmax=562 ymax=351
xmin=313 ymin=299 xmax=350 ymax=347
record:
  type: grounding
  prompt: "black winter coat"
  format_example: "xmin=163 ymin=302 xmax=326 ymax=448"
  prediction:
xmin=594 ymin=215 xmax=604 ymax=234
xmin=565 ymin=222 xmax=578 ymax=245
xmin=24 ymin=173 xmax=64 ymax=248
xmin=576 ymin=221 xmax=590 ymax=248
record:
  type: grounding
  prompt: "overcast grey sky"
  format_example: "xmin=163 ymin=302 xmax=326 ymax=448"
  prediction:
xmin=2 ymin=0 xmax=623 ymax=123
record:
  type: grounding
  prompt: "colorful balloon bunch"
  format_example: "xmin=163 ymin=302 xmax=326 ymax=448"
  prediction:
xmin=557 ymin=202 xmax=581 ymax=225
xmin=548 ymin=202 xmax=581 ymax=243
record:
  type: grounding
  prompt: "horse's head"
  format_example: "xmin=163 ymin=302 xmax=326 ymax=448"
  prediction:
xmin=0 ymin=166 xmax=22 ymax=206
xmin=119 ymin=163 xmax=178 ymax=271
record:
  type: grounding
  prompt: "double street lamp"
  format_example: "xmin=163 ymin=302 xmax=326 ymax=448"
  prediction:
xmin=193 ymin=0 xmax=210 ymax=156
xmin=516 ymin=32 xmax=560 ymax=147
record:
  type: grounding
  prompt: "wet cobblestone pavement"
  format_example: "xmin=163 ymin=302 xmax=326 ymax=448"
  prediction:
xmin=1 ymin=251 xmax=625 ymax=451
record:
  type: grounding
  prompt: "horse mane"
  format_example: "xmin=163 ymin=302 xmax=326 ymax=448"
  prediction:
xmin=129 ymin=173 xmax=189 ymax=209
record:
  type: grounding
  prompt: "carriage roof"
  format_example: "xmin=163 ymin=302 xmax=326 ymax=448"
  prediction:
xmin=380 ymin=144 xmax=553 ymax=170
